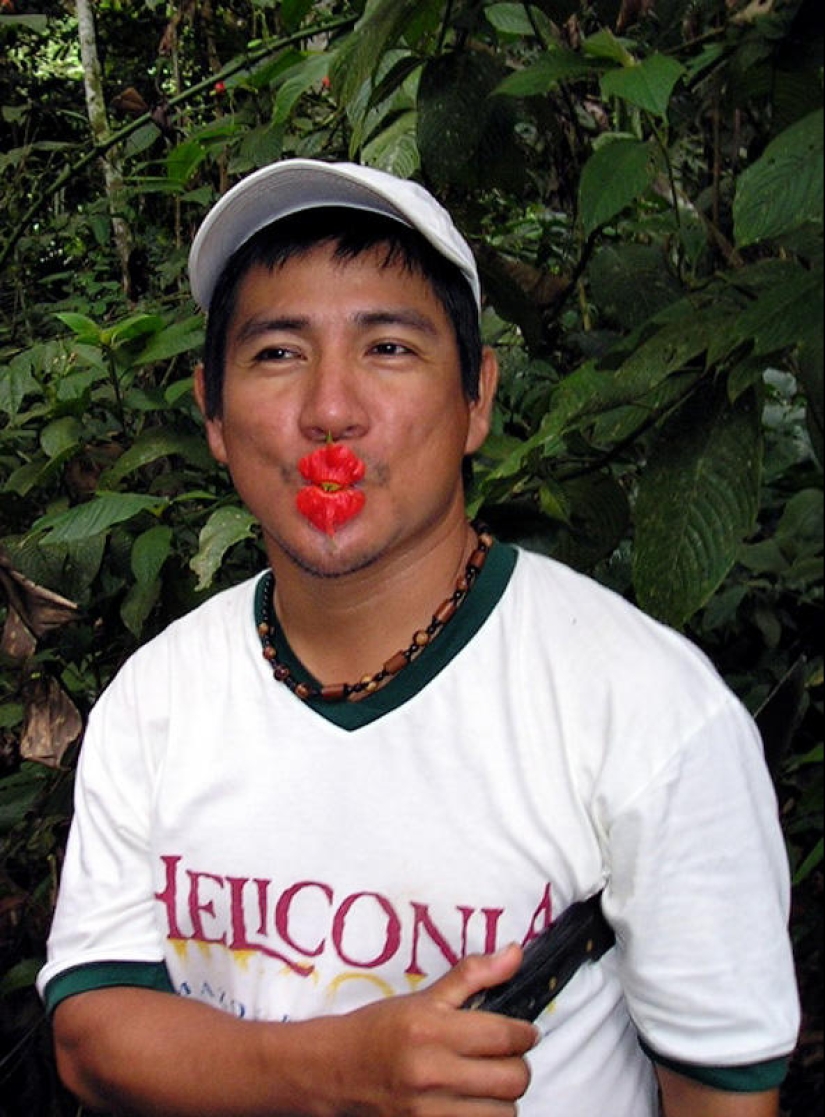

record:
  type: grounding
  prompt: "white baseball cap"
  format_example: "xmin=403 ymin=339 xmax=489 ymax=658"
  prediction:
xmin=188 ymin=158 xmax=481 ymax=312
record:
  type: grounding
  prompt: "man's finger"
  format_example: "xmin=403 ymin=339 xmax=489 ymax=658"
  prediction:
xmin=427 ymin=944 xmax=524 ymax=1010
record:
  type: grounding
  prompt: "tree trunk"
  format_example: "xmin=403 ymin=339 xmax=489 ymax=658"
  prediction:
xmin=75 ymin=0 xmax=133 ymax=294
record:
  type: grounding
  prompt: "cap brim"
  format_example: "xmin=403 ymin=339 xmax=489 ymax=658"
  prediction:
xmin=188 ymin=160 xmax=480 ymax=311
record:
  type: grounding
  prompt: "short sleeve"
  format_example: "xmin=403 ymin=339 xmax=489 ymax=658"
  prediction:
xmin=36 ymin=656 xmax=167 ymax=1003
xmin=600 ymin=694 xmax=800 ymax=1070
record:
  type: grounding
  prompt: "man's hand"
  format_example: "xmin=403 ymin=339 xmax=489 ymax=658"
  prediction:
xmin=54 ymin=945 xmax=537 ymax=1117
xmin=316 ymin=943 xmax=537 ymax=1114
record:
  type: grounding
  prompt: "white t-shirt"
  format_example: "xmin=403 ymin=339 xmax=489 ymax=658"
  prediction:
xmin=38 ymin=544 xmax=799 ymax=1115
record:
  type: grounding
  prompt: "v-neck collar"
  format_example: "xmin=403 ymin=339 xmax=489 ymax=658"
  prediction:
xmin=253 ymin=540 xmax=517 ymax=730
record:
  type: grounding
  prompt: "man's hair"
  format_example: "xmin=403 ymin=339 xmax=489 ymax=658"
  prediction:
xmin=201 ymin=206 xmax=482 ymax=418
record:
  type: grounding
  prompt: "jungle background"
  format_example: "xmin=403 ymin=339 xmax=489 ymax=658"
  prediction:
xmin=0 ymin=1 xmax=821 ymax=1113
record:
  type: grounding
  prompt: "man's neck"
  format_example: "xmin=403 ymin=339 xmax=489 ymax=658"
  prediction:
xmin=267 ymin=519 xmax=477 ymax=687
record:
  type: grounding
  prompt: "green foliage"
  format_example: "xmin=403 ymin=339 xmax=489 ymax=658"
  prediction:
xmin=1 ymin=0 xmax=821 ymax=1110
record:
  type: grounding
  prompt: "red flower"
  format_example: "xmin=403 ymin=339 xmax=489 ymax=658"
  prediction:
xmin=296 ymin=486 xmax=365 ymax=536
xmin=213 ymin=81 xmax=226 ymax=96
xmin=299 ymin=443 xmax=366 ymax=487
xmin=296 ymin=443 xmax=366 ymax=535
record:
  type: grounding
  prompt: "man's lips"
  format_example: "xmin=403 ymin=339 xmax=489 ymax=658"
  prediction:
xmin=296 ymin=443 xmax=366 ymax=535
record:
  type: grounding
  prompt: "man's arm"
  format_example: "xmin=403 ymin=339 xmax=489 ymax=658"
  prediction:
xmin=52 ymin=945 xmax=537 ymax=1117
xmin=657 ymin=1066 xmax=780 ymax=1117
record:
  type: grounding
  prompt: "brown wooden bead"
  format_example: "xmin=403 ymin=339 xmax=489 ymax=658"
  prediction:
xmin=384 ymin=651 xmax=409 ymax=675
xmin=433 ymin=599 xmax=457 ymax=625
xmin=320 ymin=684 xmax=347 ymax=701
xmin=274 ymin=664 xmax=290 ymax=681
xmin=295 ymin=683 xmax=313 ymax=700
xmin=413 ymin=630 xmax=430 ymax=647
xmin=263 ymin=646 xmax=276 ymax=661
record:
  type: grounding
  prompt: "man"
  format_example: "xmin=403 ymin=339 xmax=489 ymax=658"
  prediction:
xmin=38 ymin=160 xmax=799 ymax=1116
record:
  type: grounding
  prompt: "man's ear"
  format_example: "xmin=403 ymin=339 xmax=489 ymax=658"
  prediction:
xmin=464 ymin=347 xmax=499 ymax=456
xmin=193 ymin=362 xmax=228 ymax=465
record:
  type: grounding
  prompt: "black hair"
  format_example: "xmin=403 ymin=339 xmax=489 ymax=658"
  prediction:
xmin=200 ymin=206 xmax=482 ymax=418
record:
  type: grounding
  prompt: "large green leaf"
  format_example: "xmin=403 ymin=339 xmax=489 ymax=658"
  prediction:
xmin=107 ymin=313 xmax=166 ymax=350
xmin=612 ymin=302 xmax=734 ymax=390
xmin=581 ymin=28 xmax=635 ymax=66
xmin=55 ymin=312 xmax=100 ymax=345
xmin=600 ymin=53 xmax=686 ymax=119
xmin=273 ymin=53 xmax=330 ymax=126
xmin=329 ymin=0 xmax=431 ymax=105
xmin=40 ymin=416 xmax=82 ymax=460
xmin=579 ymin=137 xmax=656 ymax=237
xmin=190 ymin=506 xmax=258 ymax=591
xmin=0 ymin=354 xmax=38 ymax=418
xmin=131 ymin=524 xmax=174 ymax=586
xmin=478 ymin=297 xmax=729 ymax=491
xmin=350 ymin=48 xmax=420 ymax=153
xmin=166 ymin=140 xmax=208 ymax=187
xmin=417 ymin=50 xmax=519 ymax=189
xmin=551 ymin=473 xmax=631 ymax=573
xmin=734 ymin=267 xmax=823 ymax=357
xmin=122 ymin=523 xmax=173 ymax=634
xmin=633 ymin=388 xmax=762 ymax=627
xmin=362 ymin=110 xmax=421 ymax=178
xmin=120 ymin=577 xmax=162 ymax=639
xmin=98 ymin=428 xmax=213 ymax=486
xmin=135 ymin=316 xmax=204 ymax=365
xmin=733 ymin=109 xmax=824 ymax=247
xmin=587 ymin=374 xmax=698 ymax=450
xmin=6 ymin=532 xmax=107 ymax=606
xmin=31 ymin=493 xmax=168 ymax=546
xmin=550 ymin=299 xmax=731 ymax=434
xmin=588 ymin=243 xmax=683 ymax=329
xmin=495 ymin=50 xmax=595 ymax=96
xmin=485 ymin=3 xmax=540 ymax=35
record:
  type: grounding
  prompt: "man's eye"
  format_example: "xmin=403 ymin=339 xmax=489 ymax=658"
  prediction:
xmin=371 ymin=342 xmax=411 ymax=357
xmin=254 ymin=346 xmax=294 ymax=361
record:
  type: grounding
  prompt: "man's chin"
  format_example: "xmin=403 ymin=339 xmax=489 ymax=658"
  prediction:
xmin=271 ymin=527 xmax=384 ymax=581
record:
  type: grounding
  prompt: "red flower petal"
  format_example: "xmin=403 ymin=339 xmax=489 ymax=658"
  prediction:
xmin=296 ymin=486 xmax=366 ymax=535
xmin=298 ymin=443 xmax=366 ymax=486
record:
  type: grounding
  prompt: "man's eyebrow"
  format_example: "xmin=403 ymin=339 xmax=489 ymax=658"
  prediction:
xmin=354 ymin=309 xmax=440 ymax=337
xmin=232 ymin=309 xmax=441 ymax=345
xmin=232 ymin=316 xmax=310 ymax=345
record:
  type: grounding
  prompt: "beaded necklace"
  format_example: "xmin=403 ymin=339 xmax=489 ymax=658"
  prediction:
xmin=255 ymin=524 xmax=493 ymax=703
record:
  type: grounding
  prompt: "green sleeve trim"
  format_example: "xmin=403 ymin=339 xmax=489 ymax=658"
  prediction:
xmin=640 ymin=1038 xmax=790 ymax=1092
xmin=43 ymin=960 xmax=174 ymax=1015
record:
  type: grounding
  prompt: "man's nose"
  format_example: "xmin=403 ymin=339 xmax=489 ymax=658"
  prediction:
xmin=298 ymin=350 xmax=370 ymax=443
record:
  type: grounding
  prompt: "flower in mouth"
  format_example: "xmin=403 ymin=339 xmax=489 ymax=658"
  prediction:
xmin=296 ymin=443 xmax=366 ymax=536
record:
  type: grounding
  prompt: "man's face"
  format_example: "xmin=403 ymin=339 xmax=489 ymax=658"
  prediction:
xmin=196 ymin=241 xmax=496 ymax=579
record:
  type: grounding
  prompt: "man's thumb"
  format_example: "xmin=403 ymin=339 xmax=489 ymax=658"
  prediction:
xmin=428 ymin=943 xmax=524 ymax=1010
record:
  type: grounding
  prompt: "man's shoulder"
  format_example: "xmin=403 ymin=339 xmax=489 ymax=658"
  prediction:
xmin=149 ymin=571 xmax=261 ymax=642
xmin=115 ymin=572 xmax=264 ymax=682
xmin=507 ymin=546 xmax=644 ymax=622
xmin=507 ymin=546 xmax=722 ymax=690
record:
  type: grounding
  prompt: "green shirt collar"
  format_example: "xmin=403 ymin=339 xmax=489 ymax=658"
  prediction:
xmin=254 ymin=539 xmax=517 ymax=730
